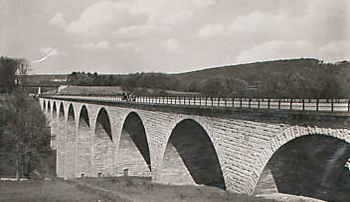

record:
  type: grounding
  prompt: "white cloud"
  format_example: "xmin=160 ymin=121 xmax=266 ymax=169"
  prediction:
xmin=75 ymin=41 xmax=112 ymax=51
xmin=319 ymin=41 xmax=350 ymax=62
xmin=236 ymin=40 xmax=315 ymax=63
xmin=114 ymin=42 xmax=141 ymax=53
xmin=66 ymin=0 xmax=215 ymax=37
xmin=116 ymin=25 xmax=171 ymax=35
xmin=197 ymin=24 xmax=224 ymax=38
xmin=66 ymin=1 xmax=131 ymax=36
xmin=236 ymin=40 xmax=350 ymax=64
xmin=162 ymin=38 xmax=182 ymax=51
xmin=228 ymin=12 xmax=286 ymax=34
xmin=115 ymin=42 xmax=136 ymax=49
xmin=131 ymin=0 xmax=215 ymax=24
xmin=49 ymin=13 xmax=67 ymax=27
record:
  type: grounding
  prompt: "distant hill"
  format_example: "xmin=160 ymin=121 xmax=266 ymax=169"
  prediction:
xmin=26 ymin=58 xmax=350 ymax=98
xmin=173 ymin=58 xmax=350 ymax=98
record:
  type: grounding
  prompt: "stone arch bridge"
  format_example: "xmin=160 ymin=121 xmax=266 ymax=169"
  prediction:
xmin=40 ymin=95 xmax=350 ymax=201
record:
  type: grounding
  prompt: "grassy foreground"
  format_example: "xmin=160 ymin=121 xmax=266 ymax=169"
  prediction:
xmin=0 ymin=177 xmax=279 ymax=202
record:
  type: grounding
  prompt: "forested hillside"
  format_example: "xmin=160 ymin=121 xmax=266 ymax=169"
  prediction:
xmin=175 ymin=58 xmax=350 ymax=98
xmin=28 ymin=58 xmax=350 ymax=99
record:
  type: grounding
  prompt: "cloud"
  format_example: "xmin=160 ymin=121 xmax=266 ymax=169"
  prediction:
xmin=162 ymin=38 xmax=182 ymax=52
xmin=236 ymin=40 xmax=315 ymax=63
xmin=66 ymin=0 xmax=215 ymax=37
xmin=66 ymin=1 xmax=131 ymax=36
xmin=197 ymin=24 xmax=224 ymax=38
xmin=237 ymin=40 xmax=350 ymax=64
xmin=116 ymin=25 xmax=171 ymax=35
xmin=49 ymin=13 xmax=67 ymax=27
xmin=75 ymin=41 xmax=112 ymax=51
xmin=319 ymin=41 xmax=350 ymax=62
xmin=131 ymin=0 xmax=215 ymax=24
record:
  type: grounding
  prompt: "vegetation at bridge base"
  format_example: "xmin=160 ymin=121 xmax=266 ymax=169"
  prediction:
xmin=0 ymin=56 xmax=29 ymax=94
xmin=63 ymin=58 xmax=350 ymax=99
xmin=0 ymin=90 xmax=52 ymax=180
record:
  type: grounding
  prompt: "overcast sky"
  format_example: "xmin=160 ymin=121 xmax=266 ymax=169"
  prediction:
xmin=1 ymin=0 xmax=349 ymax=74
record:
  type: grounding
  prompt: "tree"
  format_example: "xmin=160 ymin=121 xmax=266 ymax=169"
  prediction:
xmin=0 ymin=57 xmax=18 ymax=93
xmin=0 ymin=91 xmax=51 ymax=180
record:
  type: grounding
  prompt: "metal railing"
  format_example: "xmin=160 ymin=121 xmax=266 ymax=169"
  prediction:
xmin=40 ymin=94 xmax=350 ymax=112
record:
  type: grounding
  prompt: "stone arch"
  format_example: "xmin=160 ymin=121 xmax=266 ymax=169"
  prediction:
xmin=116 ymin=111 xmax=151 ymax=177
xmin=56 ymin=102 xmax=66 ymax=178
xmin=76 ymin=105 xmax=92 ymax=177
xmin=252 ymin=126 xmax=350 ymax=201
xmin=158 ymin=118 xmax=226 ymax=189
xmin=93 ymin=107 xmax=114 ymax=177
xmin=65 ymin=103 xmax=76 ymax=179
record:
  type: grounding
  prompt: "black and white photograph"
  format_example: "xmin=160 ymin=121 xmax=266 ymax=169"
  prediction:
xmin=0 ymin=0 xmax=349 ymax=201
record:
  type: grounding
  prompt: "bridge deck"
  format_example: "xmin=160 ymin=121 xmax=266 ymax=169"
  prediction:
xmin=40 ymin=94 xmax=350 ymax=117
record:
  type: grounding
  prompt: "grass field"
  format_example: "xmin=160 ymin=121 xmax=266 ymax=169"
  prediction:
xmin=0 ymin=177 xmax=327 ymax=202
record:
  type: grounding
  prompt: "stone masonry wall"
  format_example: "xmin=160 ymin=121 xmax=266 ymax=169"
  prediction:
xmin=40 ymin=98 xmax=350 ymax=195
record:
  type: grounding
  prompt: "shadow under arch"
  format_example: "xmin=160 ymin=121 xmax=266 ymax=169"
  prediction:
xmin=93 ymin=107 xmax=113 ymax=177
xmin=158 ymin=119 xmax=226 ymax=190
xmin=254 ymin=134 xmax=350 ymax=202
xmin=117 ymin=112 xmax=151 ymax=177
xmin=52 ymin=102 xmax=57 ymax=118
xmin=50 ymin=102 xmax=58 ymax=149
xmin=56 ymin=102 xmax=66 ymax=178
xmin=43 ymin=100 xmax=46 ymax=111
xmin=65 ymin=104 xmax=76 ymax=178
xmin=76 ymin=105 xmax=92 ymax=177
xmin=47 ymin=101 xmax=51 ymax=115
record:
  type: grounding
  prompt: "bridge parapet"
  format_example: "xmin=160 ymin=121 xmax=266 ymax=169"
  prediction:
xmin=40 ymin=94 xmax=350 ymax=113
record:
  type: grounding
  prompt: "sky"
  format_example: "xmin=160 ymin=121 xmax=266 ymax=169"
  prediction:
xmin=0 ymin=0 xmax=349 ymax=74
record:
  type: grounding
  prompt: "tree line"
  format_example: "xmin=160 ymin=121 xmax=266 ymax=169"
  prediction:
xmin=66 ymin=59 xmax=350 ymax=99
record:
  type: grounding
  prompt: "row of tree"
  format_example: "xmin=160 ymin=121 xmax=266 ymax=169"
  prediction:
xmin=65 ymin=59 xmax=350 ymax=98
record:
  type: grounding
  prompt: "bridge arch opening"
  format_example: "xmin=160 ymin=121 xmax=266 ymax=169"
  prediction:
xmin=47 ymin=101 xmax=51 ymax=115
xmin=76 ymin=105 xmax=92 ymax=177
xmin=65 ymin=104 xmax=76 ymax=178
xmin=93 ymin=108 xmax=113 ymax=177
xmin=52 ymin=102 xmax=57 ymax=118
xmin=158 ymin=119 xmax=226 ymax=190
xmin=50 ymin=102 xmax=58 ymax=149
xmin=254 ymin=134 xmax=350 ymax=202
xmin=117 ymin=112 xmax=151 ymax=177
xmin=56 ymin=103 xmax=66 ymax=178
